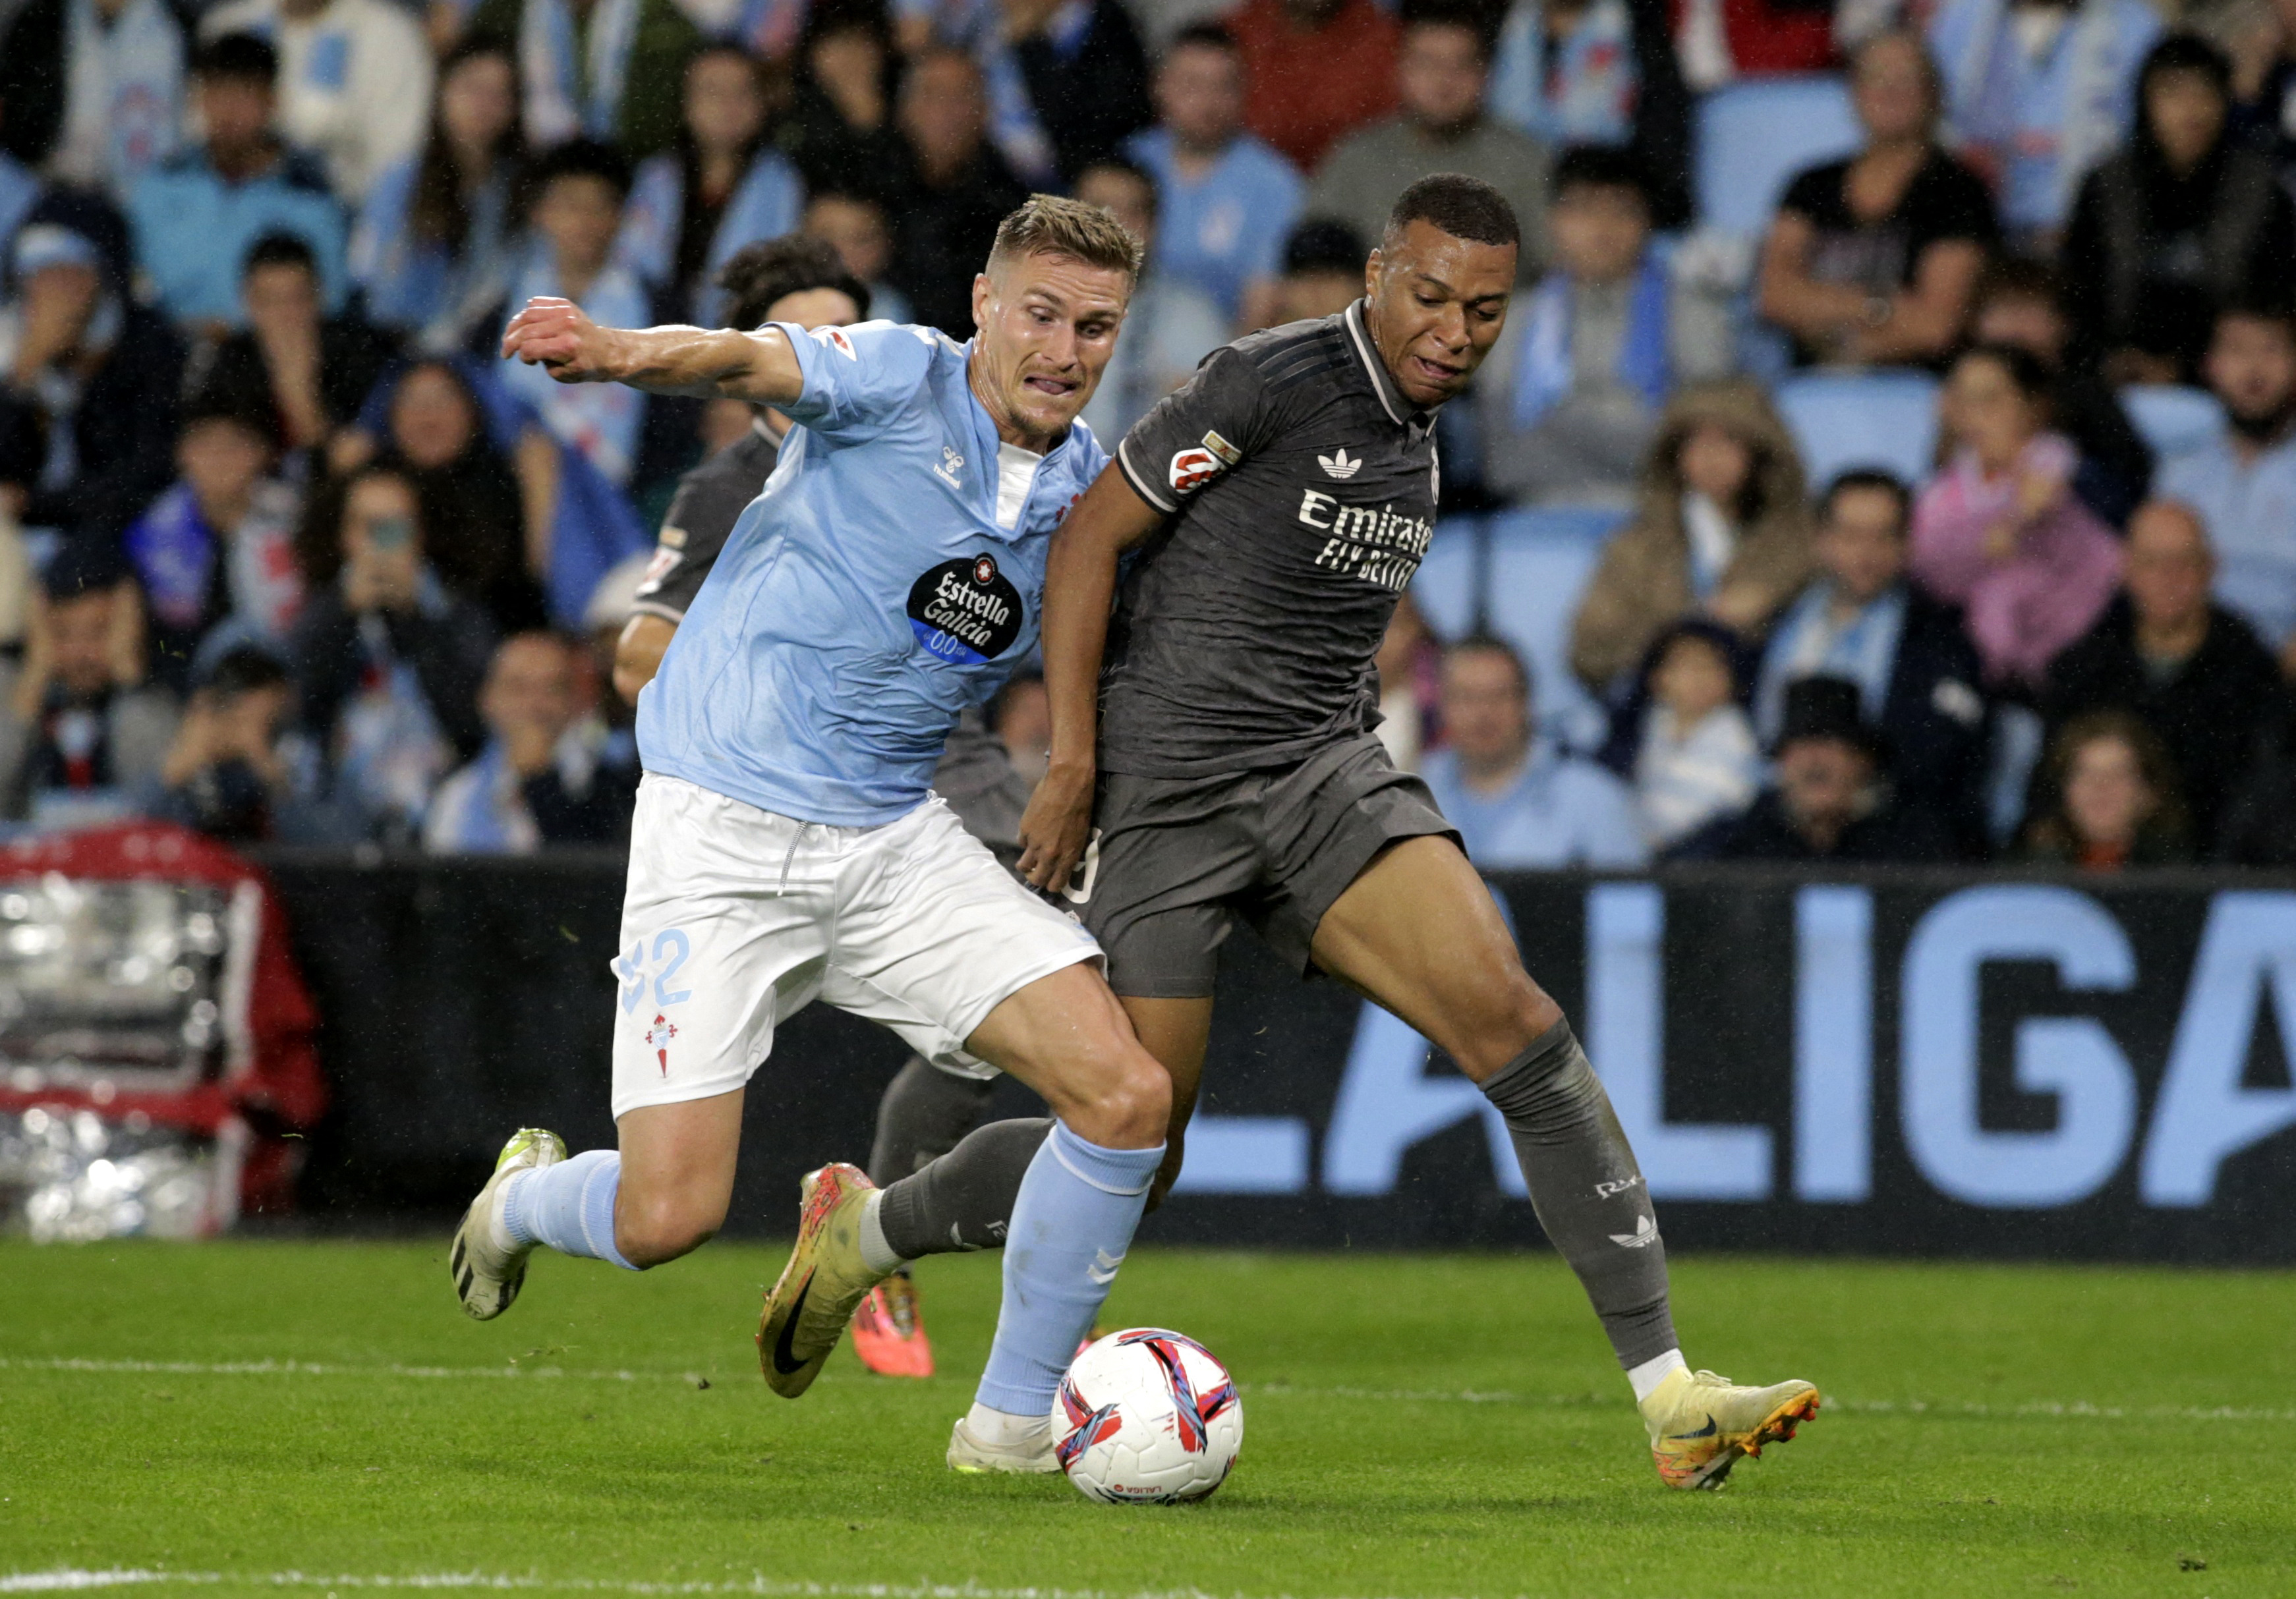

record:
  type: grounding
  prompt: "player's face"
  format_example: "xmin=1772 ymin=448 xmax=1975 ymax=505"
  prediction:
xmin=1364 ymin=219 xmax=1514 ymax=409
xmin=970 ymin=250 xmax=1132 ymax=445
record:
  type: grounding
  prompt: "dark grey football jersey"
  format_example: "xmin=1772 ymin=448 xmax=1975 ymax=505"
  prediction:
xmin=633 ymin=413 xmax=1025 ymax=847
xmin=1105 ymin=300 xmax=1439 ymax=777
xmin=632 ymin=420 xmax=782 ymax=621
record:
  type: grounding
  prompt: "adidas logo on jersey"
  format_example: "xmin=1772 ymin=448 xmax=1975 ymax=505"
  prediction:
xmin=1318 ymin=447 xmax=1362 ymax=480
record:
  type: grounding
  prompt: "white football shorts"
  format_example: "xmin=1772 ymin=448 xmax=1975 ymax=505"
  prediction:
xmin=608 ymin=773 xmax=1102 ymax=1119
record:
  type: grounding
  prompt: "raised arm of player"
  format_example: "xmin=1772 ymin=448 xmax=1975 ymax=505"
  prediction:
xmin=500 ymin=296 xmax=805 ymax=404
xmin=1016 ymin=464 xmax=1165 ymax=893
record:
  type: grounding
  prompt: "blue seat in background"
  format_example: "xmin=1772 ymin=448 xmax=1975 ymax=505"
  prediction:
xmin=1775 ymin=370 xmax=1942 ymax=491
xmin=1694 ymin=75 xmax=1863 ymax=238
xmin=1413 ymin=507 xmax=1628 ymax=754
xmin=2119 ymin=385 xmax=2227 ymax=465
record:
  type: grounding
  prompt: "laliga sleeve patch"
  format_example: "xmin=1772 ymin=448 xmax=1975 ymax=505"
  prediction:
xmin=1168 ymin=447 xmax=1224 ymax=494
xmin=810 ymin=325 xmax=858 ymax=360
xmin=908 ymin=553 xmax=1025 ymax=665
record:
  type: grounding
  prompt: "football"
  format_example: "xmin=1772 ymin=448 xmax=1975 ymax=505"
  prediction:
xmin=1054 ymin=1328 xmax=1244 ymax=1504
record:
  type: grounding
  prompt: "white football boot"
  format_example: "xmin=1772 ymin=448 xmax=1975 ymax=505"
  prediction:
xmin=946 ymin=1415 xmax=1060 ymax=1474
xmin=449 ymin=1127 xmax=567 ymax=1320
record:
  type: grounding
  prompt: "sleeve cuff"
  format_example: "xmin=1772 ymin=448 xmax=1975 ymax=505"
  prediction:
xmin=1118 ymin=437 xmax=1180 ymax=515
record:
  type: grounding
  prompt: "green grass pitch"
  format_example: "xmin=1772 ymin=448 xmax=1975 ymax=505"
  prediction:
xmin=1 ymin=1239 xmax=2290 ymax=1598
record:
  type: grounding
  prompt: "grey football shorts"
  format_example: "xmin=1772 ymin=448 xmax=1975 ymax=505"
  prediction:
xmin=1074 ymin=733 xmax=1460 ymax=999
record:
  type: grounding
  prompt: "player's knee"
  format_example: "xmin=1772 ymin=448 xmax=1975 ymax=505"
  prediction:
xmin=614 ymin=1189 xmax=724 ymax=1267
xmin=1077 ymin=1050 xmax=1170 ymax=1150
xmin=1450 ymin=971 xmax=1566 ymax=1081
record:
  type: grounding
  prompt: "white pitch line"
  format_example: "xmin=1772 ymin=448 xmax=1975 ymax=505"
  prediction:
xmin=6 ymin=1357 xmax=2288 ymax=1425
xmin=0 ymin=1575 xmax=1299 ymax=1599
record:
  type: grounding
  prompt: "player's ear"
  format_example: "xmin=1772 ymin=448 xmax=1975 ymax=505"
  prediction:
xmin=971 ymin=271 xmax=994 ymax=337
xmin=1363 ymin=248 xmax=1384 ymax=301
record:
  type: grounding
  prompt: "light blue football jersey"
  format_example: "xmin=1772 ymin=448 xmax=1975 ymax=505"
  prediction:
xmin=637 ymin=319 xmax=1106 ymax=827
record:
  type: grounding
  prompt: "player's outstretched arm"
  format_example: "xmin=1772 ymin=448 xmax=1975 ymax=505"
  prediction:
xmin=1017 ymin=465 xmax=1164 ymax=894
xmin=500 ymin=296 xmax=804 ymax=405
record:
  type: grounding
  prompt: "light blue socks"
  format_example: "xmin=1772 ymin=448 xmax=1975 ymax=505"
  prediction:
xmin=974 ymin=1121 xmax=1164 ymax=1417
xmin=501 ymin=1149 xmax=639 ymax=1271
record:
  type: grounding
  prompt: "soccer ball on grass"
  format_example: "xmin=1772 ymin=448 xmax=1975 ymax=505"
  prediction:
xmin=1054 ymin=1328 xmax=1243 ymax=1504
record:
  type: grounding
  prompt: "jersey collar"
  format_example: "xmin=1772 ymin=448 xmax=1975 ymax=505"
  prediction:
xmin=1344 ymin=299 xmax=1437 ymax=432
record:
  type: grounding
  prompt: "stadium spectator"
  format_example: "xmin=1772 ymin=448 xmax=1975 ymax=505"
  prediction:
xmin=287 ymin=463 xmax=496 ymax=841
xmin=0 ymin=540 xmax=179 ymax=826
xmin=781 ymin=3 xmax=908 ymax=207
xmin=126 ymin=34 xmax=347 ymax=335
xmin=1969 ymin=257 xmax=2154 ymax=528
xmin=123 ymin=393 xmax=304 ymax=693
xmin=2158 ymin=303 xmax=2296 ymax=665
xmin=369 ymin=359 xmax=550 ymax=634
xmin=1629 ymin=619 xmax=1761 ymax=851
xmin=1227 ymin=0 xmax=1401 ymax=173
xmin=1475 ymin=144 xmax=1734 ymax=509
xmin=0 ymin=0 xmax=185 ymax=199
xmin=1671 ymin=0 xmax=1835 ymax=89
xmin=1307 ymin=3 xmax=1553 ymax=276
xmin=1074 ymin=159 xmax=1224 ymax=443
xmin=1670 ymin=674 xmax=1957 ymax=862
xmin=2017 ymin=708 xmax=2192 ymax=866
xmin=196 ymin=234 xmax=398 ymax=464
xmin=1910 ymin=345 xmax=2123 ymax=690
xmin=198 ymin=0 xmax=432 ymax=206
xmin=2061 ymin=34 xmax=2296 ymax=385
xmin=990 ymin=668 xmax=1050 ymax=784
xmin=2231 ymin=0 xmax=2296 ymax=193
xmin=1756 ymin=30 xmax=1997 ymax=371
xmin=1568 ymin=378 xmax=1814 ymax=698
xmin=144 ymin=644 xmax=352 ymax=843
xmin=1755 ymin=469 xmax=1991 ymax=851
xmin=2042 ymin=500 xmax=2276 ymax=853
xmin=424 ymin=631 xmax=633 ymax=853
xmin=467 ymin=0 xmax=703 ymax=163
xmin=612 ymin=45 xmax=803 ymax=325
xmin=1123 ymin=24 xmax=1304 ymax=327
xmin=1421 ymin=634 xmax=1648 ymax=867
xmin=0 ymin=222 xmax=184 ymax=551
xmin=884 ymin=49 xmax=1028 ymax=336
xmin=803 ymin=190 xmax=915 ymax=325
xmin=496 ymin=140 xmax=664 ymax=490
xmin=996 ymin=0 xmax=1155 ymax=184
xmin=1487 ymin=0 xmax=1694 ymax=227
xmin=1373 ymin=590 xmax=1443 ymax=772
xmin=351 ymin=39 xmax=530 ymax=352
xmin=1265 ymin=218 xmax=1366 ymax=326
xmin=1928 ymin=0 xmax=2161 ymax=245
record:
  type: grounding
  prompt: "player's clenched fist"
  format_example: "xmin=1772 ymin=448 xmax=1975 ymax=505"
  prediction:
xmin=502 ymin=296 xmax=619 ymax=383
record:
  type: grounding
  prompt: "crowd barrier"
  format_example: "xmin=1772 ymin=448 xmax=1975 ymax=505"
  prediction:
xmin=256 ymin=852 xmax=2296 ymax=1264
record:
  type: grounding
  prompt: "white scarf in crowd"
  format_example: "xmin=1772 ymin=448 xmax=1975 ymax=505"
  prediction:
xmin=56 ymin=0 xmax=185 ymax=196
xmin=520 ymin=0 xmax=643 ymax=147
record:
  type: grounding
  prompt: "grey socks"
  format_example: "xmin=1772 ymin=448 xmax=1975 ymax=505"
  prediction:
xmin=874 ymin=1115 xmax=1052 ymax=1261
xmin=1479 ymin=1020 xmax=1679 ymax=1370
xmin=867 ymin=1055 xmax=997 ymax=1187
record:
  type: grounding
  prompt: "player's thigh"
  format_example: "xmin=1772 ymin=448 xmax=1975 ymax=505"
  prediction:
xmin=614 ymin=1087 xmax=745 ymax=1256
xmin=610 ymin=775 xmax=831 ymax=1122
xmin=819 ymin=799 xmax=1161 ymax=1140
xmin=1309 ymin=835 xmax=1563 ymax=1080
xmin=964 ymin=963 xmax=1169 ymax=1148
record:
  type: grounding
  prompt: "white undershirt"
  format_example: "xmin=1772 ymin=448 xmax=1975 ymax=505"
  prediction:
xmin=994 ymin=441 xmax=1044 ymax=531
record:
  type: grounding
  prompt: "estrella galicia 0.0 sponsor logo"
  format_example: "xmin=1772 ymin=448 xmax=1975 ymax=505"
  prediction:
xmin=907 ymin=553 xmax=1024 ymax=665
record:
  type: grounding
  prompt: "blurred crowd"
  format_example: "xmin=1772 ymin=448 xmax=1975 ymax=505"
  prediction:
xmin=0 ymin=0 xmax=2291 ymax=866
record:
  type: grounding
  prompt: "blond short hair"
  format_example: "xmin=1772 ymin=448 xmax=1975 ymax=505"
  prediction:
xmin=989 ymin=194 xmax=1145 ymax=282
